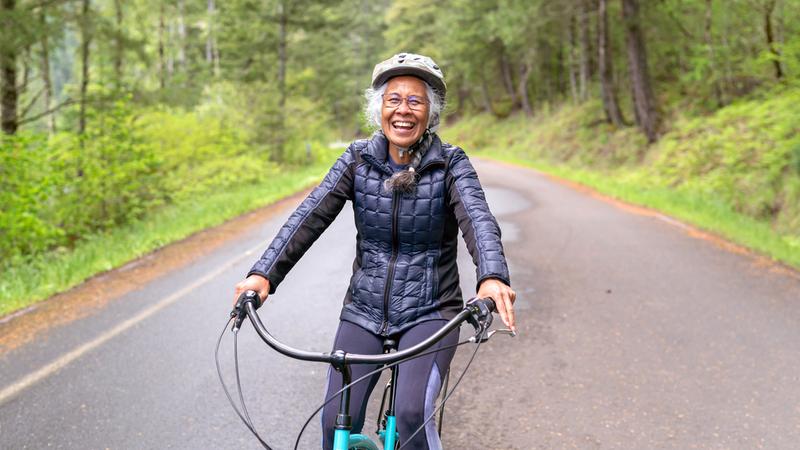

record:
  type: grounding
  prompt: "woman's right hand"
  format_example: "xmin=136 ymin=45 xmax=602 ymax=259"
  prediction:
xmin=233 ymin=275 xmax=270 ymax=306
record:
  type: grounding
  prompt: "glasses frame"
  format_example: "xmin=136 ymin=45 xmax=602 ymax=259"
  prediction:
xmin=381 ymin=94 xmax=430 ymax=111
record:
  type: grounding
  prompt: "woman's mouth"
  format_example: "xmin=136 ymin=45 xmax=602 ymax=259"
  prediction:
xmin=392 ymin=120 xmax=417 ymax=136
xmin=392 ymin=120 xmax=416 ymax=131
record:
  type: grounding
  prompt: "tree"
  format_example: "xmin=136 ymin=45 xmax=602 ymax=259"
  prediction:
xmin=78 ymin=0 xmax=92 ymax=134
xmin=621 ymin=0 xmax=658 ymax=142
xmin=1 ymin=0 xmax=18 ymax=134
xmin=39 ymin=6 xmax=55 ymax=132
xmin=760 ymin=0 xmax=783 ymax=79
xmin=597 ymin=0 xmax=625 ymax=126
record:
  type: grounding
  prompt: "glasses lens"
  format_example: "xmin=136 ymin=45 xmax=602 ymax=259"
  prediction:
xmin=407 ymin=96 xmax=425 ymax=110
xmin=384 ymin=95 xmax=402 ymax=108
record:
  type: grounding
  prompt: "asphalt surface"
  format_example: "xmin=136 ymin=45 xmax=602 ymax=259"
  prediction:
xmin=1 ymin=158 xmax=799 ymax=449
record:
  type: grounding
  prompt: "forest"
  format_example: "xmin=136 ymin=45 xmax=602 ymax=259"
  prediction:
xmin=1 ymin=0 xmax=799 ymax=311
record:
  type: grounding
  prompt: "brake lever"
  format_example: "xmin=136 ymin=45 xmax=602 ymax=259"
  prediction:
xmin=468 ymin=328 xmax=517 ymax=343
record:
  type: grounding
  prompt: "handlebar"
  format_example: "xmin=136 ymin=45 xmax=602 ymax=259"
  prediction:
xmin=233 ymin=291 xmax=497 ymax=366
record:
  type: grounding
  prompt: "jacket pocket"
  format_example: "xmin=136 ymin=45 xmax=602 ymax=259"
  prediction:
xmin=350 ymin=253 xmax=369 ymax=297
xmin=420 ymin=254 xmax=436 ymax=307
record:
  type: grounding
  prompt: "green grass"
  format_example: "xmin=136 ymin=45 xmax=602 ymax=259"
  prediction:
xmin=0 ymin=158 xmax=334 ymax=317
xmin=480 ymin=152 xmax=800 ymax=269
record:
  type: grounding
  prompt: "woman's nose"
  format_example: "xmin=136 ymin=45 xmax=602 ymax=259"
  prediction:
xmin=396 ymin=98 xmax=412 ymax=113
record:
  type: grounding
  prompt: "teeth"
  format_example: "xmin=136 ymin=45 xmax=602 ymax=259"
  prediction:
xmin=393 ymin=121 xmax=414 ymax=128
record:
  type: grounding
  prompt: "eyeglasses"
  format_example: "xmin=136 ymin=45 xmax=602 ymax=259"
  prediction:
xmin=382 ymin=94 xmax=429 ymax=111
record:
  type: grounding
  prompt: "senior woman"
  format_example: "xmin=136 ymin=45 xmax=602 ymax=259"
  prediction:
xmin=233 ymin=53 xmax=516 ymax=449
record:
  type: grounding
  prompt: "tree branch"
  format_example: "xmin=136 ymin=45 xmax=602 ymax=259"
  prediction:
xmin=18 ymin=98 xmax=76 ymax=125
xmin=26 ymin=0 xmax=73 ymax=11
xmin=20 ymin=87 xmax=44 ymax=119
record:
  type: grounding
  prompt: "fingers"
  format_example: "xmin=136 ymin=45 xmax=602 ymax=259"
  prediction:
xmin=232 ymin=276 xmax=270 ymax=306
xmin=505 ymin=289 xmax=516 ymax=332
xmin=232 ymin=280 xmax=246 ymax=306
xmin=476 ymin=279 xmax=517 ymax=332
xmin=490 ymin=293 xmax=510 ymax=330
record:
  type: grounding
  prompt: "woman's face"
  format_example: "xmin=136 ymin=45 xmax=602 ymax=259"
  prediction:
xmin=381 ymin=76 xmax=430 ymax=151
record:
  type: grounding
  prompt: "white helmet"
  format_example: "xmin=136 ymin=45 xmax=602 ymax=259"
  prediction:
xmin=371 ymin=53 xmax=446 ymax=101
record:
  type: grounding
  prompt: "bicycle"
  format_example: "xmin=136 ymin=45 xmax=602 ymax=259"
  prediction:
xmin=216 ymin=290 xmax=515 ymax=450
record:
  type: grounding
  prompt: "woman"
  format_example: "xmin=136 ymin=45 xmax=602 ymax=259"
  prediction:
xmin=233 ymin=53 xmax=516 ymax=449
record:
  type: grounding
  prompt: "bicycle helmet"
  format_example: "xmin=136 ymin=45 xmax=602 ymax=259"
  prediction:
xmin=371 ymin=53 xmax=446 ymax=101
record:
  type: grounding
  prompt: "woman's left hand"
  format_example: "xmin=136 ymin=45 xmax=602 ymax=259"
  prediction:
xmin=476 ymin=278 xmax=517 ymax=332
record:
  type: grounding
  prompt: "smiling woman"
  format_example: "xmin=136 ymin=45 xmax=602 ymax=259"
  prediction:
xmin=233 ymin=52 xmax=516 ymax=450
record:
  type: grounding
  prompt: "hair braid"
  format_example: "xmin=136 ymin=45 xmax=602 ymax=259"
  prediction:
xmin=383 ymin=130 xmax=433 ymax=194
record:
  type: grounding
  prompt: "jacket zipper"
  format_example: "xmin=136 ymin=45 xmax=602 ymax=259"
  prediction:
xmin=381 ymin=190 xmax=401 ymax=335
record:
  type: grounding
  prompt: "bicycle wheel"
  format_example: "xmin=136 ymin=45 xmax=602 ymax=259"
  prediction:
xmin=348 ymin=434 xmax=380 ymax=450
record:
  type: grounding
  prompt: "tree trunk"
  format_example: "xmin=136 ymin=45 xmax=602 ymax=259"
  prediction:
xmin=567 ymin=13 xmax=580 ymax=103
xmin=78 ymin=0 xmax=91 ymax=135
xmin=272 ymin=0 xmax=288 ymax=162
xmin=1 ymin=0 xmax=17 ymax=134
xmin=21 ymin=48 xmax=30 ymax=97
xmin=40 ymin=8 xmax=55 ymax=133
xmin=578 ymin=0 xmax=591 ymax=101
xmin=622 ymin=0 xmax=659 ymax=142
xmin=518 ymin=59 xmax=533 ymax=117
xmin=113 ymin=0 xmax=123 ymax=90
xmin=704 ymin=0 xmax=725 ymax=107
xmin=206 ymin=0 xmax=219 ymax=77
xmin=499 ymin=49 xmax=518 ymax=107
xmin=763 ymin=0 xmax=783 ymax=80
xmin=177 ymin=0 xmax=186 ymax=72
xmin=158 ymin=3 xmax=165 ymax=89
xmin=479 ymin=77 xmax=493 ymax=114
xmin=277 ymin=0 xmax=287 ymax=108
xmin=597 ymin=0 xmax=625 ymax=127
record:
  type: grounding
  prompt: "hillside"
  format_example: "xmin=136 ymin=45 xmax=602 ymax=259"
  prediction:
xmin=443 ymin=86 xmax=800 ymax=268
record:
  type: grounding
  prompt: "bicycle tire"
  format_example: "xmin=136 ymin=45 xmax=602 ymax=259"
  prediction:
xmin=347 ymin=434 xmax=380 ymax=450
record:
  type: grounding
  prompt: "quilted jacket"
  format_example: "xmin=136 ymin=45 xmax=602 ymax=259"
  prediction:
xmin=248 ymin=132 xmax=510 ymax=336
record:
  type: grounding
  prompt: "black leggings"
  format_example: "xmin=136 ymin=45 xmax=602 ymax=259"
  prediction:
xmin=320 ymin=320 xmax=459 ymax=450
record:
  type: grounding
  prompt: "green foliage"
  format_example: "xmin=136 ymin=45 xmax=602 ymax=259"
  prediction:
xmin=0 ymin=94 xmax=337 ymax=269
xmin=0 ymin=134 xmax=63 ymax=259
xmin=0 ymin=157 xmax=334 ymax=316
xmin=650 ymin=87 xmax=800 ymax=230
xmin=444 ymin=85 xmax=800 ymax=241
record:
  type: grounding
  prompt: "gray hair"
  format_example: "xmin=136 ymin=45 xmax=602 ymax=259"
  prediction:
xmin=364 ymin=81 xmax=444 ymax=132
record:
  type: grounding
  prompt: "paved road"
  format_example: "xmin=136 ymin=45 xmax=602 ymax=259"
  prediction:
xmin=1 ymin=158 xmax=799 ymax=449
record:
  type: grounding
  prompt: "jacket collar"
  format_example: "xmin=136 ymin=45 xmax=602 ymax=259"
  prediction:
xmin=359 ymin=131 xmax=445 ymax=175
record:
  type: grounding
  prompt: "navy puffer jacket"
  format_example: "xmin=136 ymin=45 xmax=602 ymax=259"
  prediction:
xmin=248 ymin=133 xmax=510 ymax=336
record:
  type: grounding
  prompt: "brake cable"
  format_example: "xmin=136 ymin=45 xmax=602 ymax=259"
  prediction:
xmin=215 ymin=318 xmax=272 ymax=450
xmin=218 ymin=310 xmax=504 ymax=449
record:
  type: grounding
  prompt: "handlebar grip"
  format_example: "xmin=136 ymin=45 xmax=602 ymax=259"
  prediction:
xmin=239 ymin=290 xmax=263 ymax=309
xmin=465 ymin=297 xmax=495 ymax=331
xmin=471 ymin=297 xmax=496 ymax=313
xmin=231 ymin=290 xmax=263 ymax=331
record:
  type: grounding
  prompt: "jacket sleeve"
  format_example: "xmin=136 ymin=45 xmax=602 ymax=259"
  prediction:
xmin=247 ymin=147 xmax=356 ymax=294
xmin=445 ymin=147 xmax=511 ymax=289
